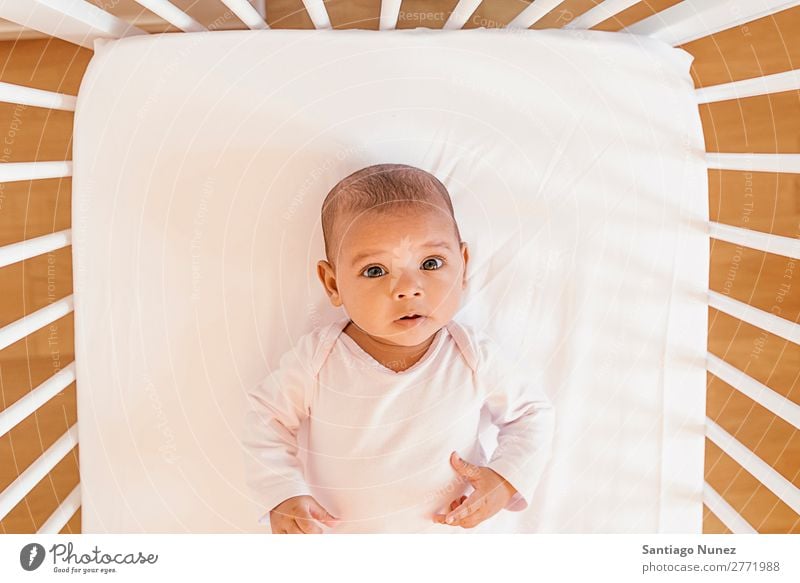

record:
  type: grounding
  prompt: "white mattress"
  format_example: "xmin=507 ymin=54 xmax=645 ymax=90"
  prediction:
xmin=73 ymin=28 xmax=708 ymax=533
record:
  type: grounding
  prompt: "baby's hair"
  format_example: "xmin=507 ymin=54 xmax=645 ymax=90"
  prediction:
xmin=321 ymin=163 xmax=460 ymax=265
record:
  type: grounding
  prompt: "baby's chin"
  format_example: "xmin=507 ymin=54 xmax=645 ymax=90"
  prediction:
xmin=351 ymin=318 xmax=437 ymax=346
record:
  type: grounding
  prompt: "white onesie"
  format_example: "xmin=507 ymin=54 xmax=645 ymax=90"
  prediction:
xmin=243 ymin=317 xmax=555 ymax=533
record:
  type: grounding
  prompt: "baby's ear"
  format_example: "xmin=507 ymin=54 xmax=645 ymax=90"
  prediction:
xmin=317 ymin=260 xmax=342 ymax=306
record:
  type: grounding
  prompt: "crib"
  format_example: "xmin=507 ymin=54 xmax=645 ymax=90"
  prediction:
xmin=0 ymin=0 xmax=797 ymax=535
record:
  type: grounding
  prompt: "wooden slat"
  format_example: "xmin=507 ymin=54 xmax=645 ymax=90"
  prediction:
xmin=531 ymin=0 xmax=600 ymax=29
xmin=0 ymin=0 xmax=145 ymax=49
xmin=707 ymin=373 xmax=800 ymax=486
xmin=682 ymin=6 xmax=800 ymax=88
xmin=0 ymin=178 xmax=72 ymax=247
xmin=82 ymin=0 xmax=176 ymax=34
xmin=703 ymin=481 xmax=758 ymax=533
xmin=58 ymin=506 xmax=80 ymax=533
xmin=710 ymin=222 xmax=800 ymax=261
xmin=463 ymin=0 xmax=529 ymax=28
xmin=324 ymin=0 xmax=380 ymax=29
xmin=696 ymin=70 xmax=800 ymax=104
xmin=625 ymin=0 xmax=800 ymax=47
xmin=705 ymin=440 xmax=800 ymax=533
xmin=0 ymin=102 xmax=73 ymax=162
xmin=699 ymin=91 xmax=800 ymax=154
xmin=0 ymin=37 xmax=90 ymax=96
xmin=708 ymin=308 xmax=799 ymax=405
xmin=0 ymin=245 xmax=73 ymax=329
xmin=592 ymin=0 xmax=682 ymax=32
xmin=0 ymin=444 xmax=78 ymax=533
xmin=703 ymin=503 xmax=733 ymax=534
xmin=709 ymin=240 xmax=800 ymax=325
xmin=0 ymin=324 xmax=75 ymax=413
xmin=708 ymin=170 xmax=800 ymax=240
xmin=265 ymin=0 xmax=315 ymax=28
xmin=397 ymin=0 xmax=459 ymax=29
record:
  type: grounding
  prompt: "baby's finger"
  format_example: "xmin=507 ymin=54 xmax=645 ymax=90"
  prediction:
xmin=295 ymin=515 xmax=323 ymax=534
xmin=433 ymin=513 xmax=446 ymax=524
xmin=285 ymin=519 xmax=307 ymax=534
xmin=445 ymin=493 xmax=483 ymax=525
xmin=449 ymin=495 xmax=468 ymax=511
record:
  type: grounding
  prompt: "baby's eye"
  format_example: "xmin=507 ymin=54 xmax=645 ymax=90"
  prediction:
xmin=421 ymin=257 xmax=444 ymax=271
xmin=362 ymin=265 xmax=386 ymax=278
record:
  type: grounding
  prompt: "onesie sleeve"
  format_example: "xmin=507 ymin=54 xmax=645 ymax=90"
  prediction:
xmin=477 ymin=334 xmax=556 ymax=512
xmin=242 ymin=331 xmax=317 ymax=527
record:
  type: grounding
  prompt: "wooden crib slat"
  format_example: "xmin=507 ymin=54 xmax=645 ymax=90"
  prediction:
xmin=397 ymin=0 xmax=459 ymax=29
xmin=0 ymin=38 xmax=92 ymax=95
xmin=507 ymin=0 xmax=563 ymax=29
xmin=0 ymin=0 xmax=145 ymax=49
xmin=265 ymin=0 xmax=316 ymax=28
xmin=707 ymin=372 xmax=800 ymax=486
xmin=703 ymin=482 xmax=758 ymax=533
xmin=38 ymin=483 xmax=80 ymax=533
xmin=703 ymin=503 xmax=733 ymax=534
xmin=323 ymin=0 xmax=379 ymax=30
xmin=0 ymin=178 xmax=71 ymax=248
xmin=682 ymin=6 xmax=800 ymax=89
xmin=591 ymin=0 xmax=682 ymax=32
xmin=708 ymin=307 xmax=799 ymax=405
xmin=565 ymin=0 xmax=641 ymax=30
xmin=710 ymin=240 xmax=800 ymax=326
xmin=705 ymin=440 xmax=800 ymax=533
xmin=0 ymin=103 xmax=73 ymax=162
xmin=462 ymin=0 xmax=527 ymax=29
xmin=0 ymin=246 xmax=73 ymax=329
xmin=0 ymin=444 xmax=79 ymax=533
xmin=700 ymin=91 xmax=800 ymax=154
xmin=0 ymin=316 xmax=75 ymax=408
xmin=625 ymin=0 xmax=800 ymax=47
xmin=59 ymin=505 xmax=80 ymax=534
xmin=530 ymin=0 xmax=600 ymax=29
xmin=708 ymin=169 xmax=800 ymax=241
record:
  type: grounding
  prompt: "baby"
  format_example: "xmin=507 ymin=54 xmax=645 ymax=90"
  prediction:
xmin=243 ymin=163 xmax=555 ymax=533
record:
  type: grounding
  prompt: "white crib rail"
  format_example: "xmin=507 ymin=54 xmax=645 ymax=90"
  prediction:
xmin=565 ymin=0 xmax=640 ymax=30
xmin=0 ymin=229 xmax=72 ymax=269
xmin=696 ymin=69 xmax=800 ymax=104
xmin=706 ymin=153 xmax=800 ymax=175
xmin=625 ymin=0 xmax=800 ymax=46
xmin=132 ymin=0 xmax=206 ymax=32
xmin=443 ymin=0 xmax=482 ymax=30
xmin=38 ymin=485 xmax=81 ymax=534
xmin=710 ymin=222 xmax=800 ymax=261
xmin=0 ymin=81 xmax=77 ymax=111
xmin=0 ymin=363 xmax=77 ymax=438
xmin=0 ymin=425 xmax=79 ymax=522
xmin=301 ymin=0 xmax=332 ymax=29
xmin=703 ymin=482 xmax=758 ymax=534
xmin=219 ymin=0 xmax=269 ymax=30
xmin=706 ymin=419 xmax=800 ymax=516
xmin=506 ymin=0 xmax=563 ymax=29
xmin=0 ymin=161 xmax=72 ymax=183
xmin=0 ymin=0 xmax=145 ymax=48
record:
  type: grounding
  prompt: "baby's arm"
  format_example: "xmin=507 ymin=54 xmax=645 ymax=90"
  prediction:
xmin=242 ymin=335 xmax=335 ymax=531
xmin=480 ymin=339 xmax=556 ymax=512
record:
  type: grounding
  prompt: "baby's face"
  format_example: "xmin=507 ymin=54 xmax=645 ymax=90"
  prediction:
xmin=318 ymin=204 xmax=468 ymax=346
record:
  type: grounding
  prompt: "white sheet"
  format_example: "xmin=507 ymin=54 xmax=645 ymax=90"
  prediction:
xmin=73 ymin=28 xmax=708 ymax=533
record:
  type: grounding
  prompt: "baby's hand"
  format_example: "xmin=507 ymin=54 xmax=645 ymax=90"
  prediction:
xmin=269 ymin=495 xmax=339 ymax=534
xmin=433 ymin=452 xmax=517 ymax=529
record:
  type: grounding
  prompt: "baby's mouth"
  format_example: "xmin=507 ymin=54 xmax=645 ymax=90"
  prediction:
xmin=397 ymin=314 xmax=425 ymax=321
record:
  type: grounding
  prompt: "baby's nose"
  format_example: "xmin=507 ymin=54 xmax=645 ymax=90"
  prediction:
xmin=391 ymin=272 xmax=423 ymax=299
